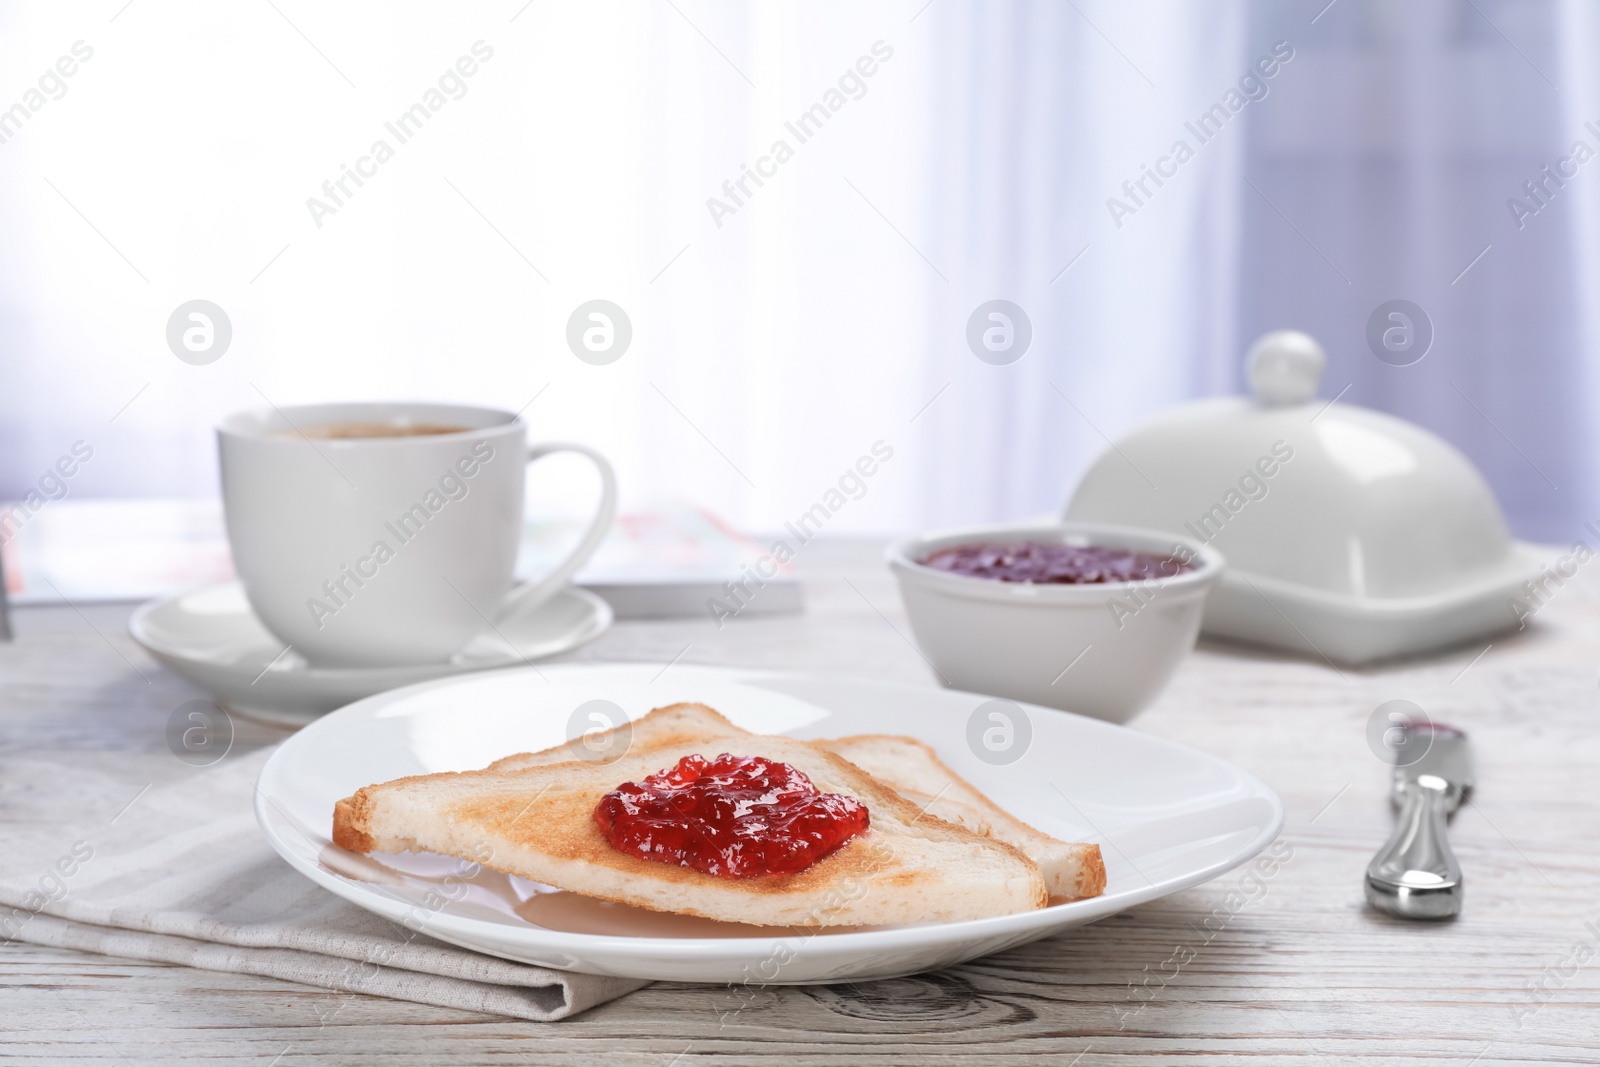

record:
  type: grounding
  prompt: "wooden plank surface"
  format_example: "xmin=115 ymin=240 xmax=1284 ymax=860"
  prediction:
xmin=2 ymin=538 xmax=1597 ymax=1065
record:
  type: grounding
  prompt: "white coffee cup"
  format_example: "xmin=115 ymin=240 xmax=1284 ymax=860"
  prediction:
xmin=217 ymin=401 xmax=616 ymax=667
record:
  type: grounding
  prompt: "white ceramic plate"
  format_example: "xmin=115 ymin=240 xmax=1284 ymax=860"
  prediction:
xmin=131 ymin=582 xmax=612 ymax=725
xmin=256 ymin=664 xmax=1282 ymax=984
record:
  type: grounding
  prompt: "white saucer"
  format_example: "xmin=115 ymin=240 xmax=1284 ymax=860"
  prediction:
xmin=130 ymin=583 xmax=612 ymax=725
xmin=256 ymin=663 xmax=1283 ymax=984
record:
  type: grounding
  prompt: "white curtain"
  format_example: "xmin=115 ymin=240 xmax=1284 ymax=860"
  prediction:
xmin=908 ymin=2 xmax=1246 ymax=528
xmin=0 ymin=0 xmax=1592 ymax=540
xmin=1239 ymin=0 xmax=1600 ymax=540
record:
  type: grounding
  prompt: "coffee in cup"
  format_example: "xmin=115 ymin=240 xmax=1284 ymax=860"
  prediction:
xmin=286 ymin=421 xmax=473 ymax=440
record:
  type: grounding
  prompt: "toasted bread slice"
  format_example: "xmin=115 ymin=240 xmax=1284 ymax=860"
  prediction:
xmin=486 ymin=702 xmax=741 ymax=772
xmin=489 ymin=704 xmax=1105 ymax=901
xmin=333 ymin=733 xmax=1046 ymax=927
xmin=816 ymin=735 xmax=1106 ymax=901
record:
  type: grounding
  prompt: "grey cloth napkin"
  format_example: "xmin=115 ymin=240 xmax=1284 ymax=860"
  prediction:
xmin=0 ymin=746 xmax=649 ymax=1020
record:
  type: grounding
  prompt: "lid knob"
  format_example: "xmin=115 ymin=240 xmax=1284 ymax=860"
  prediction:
xmin=1246 ymin=330 xmax=1325 ymax=406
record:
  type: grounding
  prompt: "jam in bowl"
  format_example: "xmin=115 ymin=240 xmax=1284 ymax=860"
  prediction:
xmin=885 ymin=523 xmax=1223 ymax=723
xmin=921 ymin=541 xmax=1193 ymax=585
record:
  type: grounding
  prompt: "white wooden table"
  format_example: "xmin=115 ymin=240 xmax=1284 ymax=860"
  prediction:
xmin=3 ymin=538 xmax=1596 ymax=1065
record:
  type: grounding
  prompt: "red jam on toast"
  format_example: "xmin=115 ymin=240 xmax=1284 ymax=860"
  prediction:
xmin=595 ymin=754 xmax=869 ymax=878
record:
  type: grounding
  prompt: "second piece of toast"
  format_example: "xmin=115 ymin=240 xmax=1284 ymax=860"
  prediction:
xmin=816 ymin=734 xmax=1105 ymax=900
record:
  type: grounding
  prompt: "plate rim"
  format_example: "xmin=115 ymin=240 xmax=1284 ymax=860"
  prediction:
xmin=255 ymin=662 xmax=1285 ymax=973
xmin=129 ymin=581 xmax=614 ymax=685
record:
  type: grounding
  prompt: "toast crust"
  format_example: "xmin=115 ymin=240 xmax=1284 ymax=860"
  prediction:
xmin=331 ymin=796 xmax=375 ymax=853
xmin=485 ymin=702 xmax=743 ymax=773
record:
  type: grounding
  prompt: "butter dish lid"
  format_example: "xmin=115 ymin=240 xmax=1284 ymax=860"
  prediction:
xmin=1063 ymin=331 xmax=1533 ymax=607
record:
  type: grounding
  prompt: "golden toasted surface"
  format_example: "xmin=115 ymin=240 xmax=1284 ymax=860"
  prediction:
xmin=453 ymin=782 xmax=909 ymax=899
xmin=327 ymin=702 xmax=1101 ymax=924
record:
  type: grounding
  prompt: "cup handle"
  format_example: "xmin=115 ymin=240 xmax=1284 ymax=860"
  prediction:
xmin=497 ymin=441 xmax=617 ymax=620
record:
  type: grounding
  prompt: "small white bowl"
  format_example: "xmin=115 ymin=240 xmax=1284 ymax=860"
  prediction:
xmin=886 ymin=522 xmax=1225 ymax=723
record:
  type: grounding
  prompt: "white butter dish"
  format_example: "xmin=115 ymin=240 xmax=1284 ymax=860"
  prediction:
xmin=1063 ymin=331 xmax=1546 ymax=665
